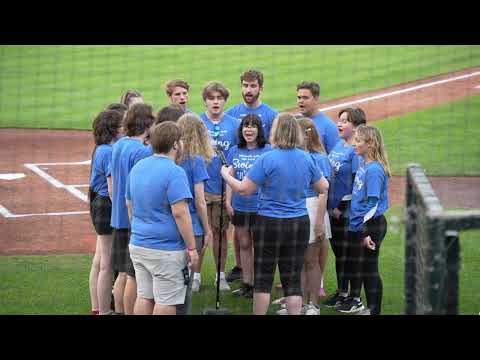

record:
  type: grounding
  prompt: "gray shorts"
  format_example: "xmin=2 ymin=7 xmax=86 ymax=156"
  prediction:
xmin=129 ymin=244 xmax=187 ymax=306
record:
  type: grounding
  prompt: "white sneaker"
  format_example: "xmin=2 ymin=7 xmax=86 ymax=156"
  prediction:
xmin=276 ymin=308 xmax=289 ymax=315
xmin=303 ymin=303 xmax=320 ymax=315
xmin=356 ymin=308 xmax=371 ymax=315
xmin=272 ymin=297 xmax=286 ymax=306
xmin=215 ymin=276 xmax=231 ymax=291
xmin=191 ymin=278 xmax=201 ymax=292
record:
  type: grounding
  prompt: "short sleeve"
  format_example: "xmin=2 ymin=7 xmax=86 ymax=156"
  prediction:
xmin=246 ymin=153 xmax=266 ymax=186
xmin=167 ymin=168 xmax=193 ymax=205
xmin=309 ymin=156 xmax=321 ymax=184
xmin=103 ymin=149 xmax=112 ymax=177
xmin=366 ymin=166 xmax=384 ymax=198
xmin=193 ymin=156 xmax=209 ymax=184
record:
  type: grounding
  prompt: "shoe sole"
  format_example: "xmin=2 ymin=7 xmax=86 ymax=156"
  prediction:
xmin=337 ymin=305 xmax=365 ymax=313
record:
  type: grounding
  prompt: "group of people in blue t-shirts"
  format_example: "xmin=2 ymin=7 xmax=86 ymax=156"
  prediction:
xmin=87 ymin=70 xmax=391 ymax=316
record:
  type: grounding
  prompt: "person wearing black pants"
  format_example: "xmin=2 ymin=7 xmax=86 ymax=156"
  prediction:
xmin=337 ymin=125 xmax=390 ymax=314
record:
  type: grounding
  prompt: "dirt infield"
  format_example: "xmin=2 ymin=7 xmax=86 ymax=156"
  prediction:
xmin=1 ymin=67 xmax=479 ymax=255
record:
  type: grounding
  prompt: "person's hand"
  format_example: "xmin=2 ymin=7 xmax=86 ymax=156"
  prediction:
xmin=203 ymin=229 xmax=213 ymax=251
xmin=314 ymin=221 xmax=326 ymax=243
xmin=363 ymin=236 xmax=376 ymax=250
xmin=225 ymin=203 xmax=235 ymax=217
xmin=332 ymin=208 xmax=342 ymax=220
xmin=187 ymin=248 xmax=199 ymax=269
xmin=220 ymin=165 xmax=233 ymax=180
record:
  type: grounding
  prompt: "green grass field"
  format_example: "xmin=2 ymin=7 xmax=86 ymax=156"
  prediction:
xmin=376 ymin=95 xmax=480 ymax=176
xmin=1 ymin=45 xmax=479 ymax=129
xmin=1 ymin=45 xmax=479 ymax=315
xmin=1 ymin=206 xmax=478 ymax=315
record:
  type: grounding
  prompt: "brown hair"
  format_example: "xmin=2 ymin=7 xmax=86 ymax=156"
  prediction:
xmin=120 ymin=89 xmax=143 ymax=107
xmin=177 ymin=113 xmax=214 ymax=163
xmin=296 ymin=81 xmax=320 ymax=98
xmin=202 ymin=81 xmax=230 ymax=102
xmin=149 ymin=121 xmax=182 ymax=155
xmin=271 ymin=113 xmax=302 ymax=149
xmin=123 ymin=103 xmax=155 ymax=137
xmin=338 ymin=107 xmax=367 ymax=127
xmin=355 ymin=125 xmax=391 ymax=177
xmin=165 ymin=79 xmax=190 ymax=97
xmin=296 ymin=117 xmax=326 ymax=154
xmin=92 ymin=110 xmax=123 ymax=145
xmin=240 ymin=69 xmax=264 ymax=87
xmin=155 ymin=104 xmax=185 ymax=125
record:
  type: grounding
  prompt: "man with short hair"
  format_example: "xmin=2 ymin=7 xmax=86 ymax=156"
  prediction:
xmin=296 ymin=81 xmax=339 ymax=154
xmin=165 ymin=79 xmax=191 ymax=112
xmin=226 ymin=69 xmax=278 ymax=142
xmin=200 ymin=81 xmax=241 ymax=292
xmin=225 ymin=70 xmax=278 ymax=283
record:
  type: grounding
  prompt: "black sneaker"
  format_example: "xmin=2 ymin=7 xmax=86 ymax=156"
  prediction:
xmin=323 ymin=291 xmax=341 ymax=307
xmin=336 ymin=297 xmax=365 ymax=313
xmin=226 ymin=265 xmax=243 ymax=283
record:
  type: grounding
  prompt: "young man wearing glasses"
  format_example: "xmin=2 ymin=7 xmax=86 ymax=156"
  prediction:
xmin=200 ymin=81 xmax=241 ymax=291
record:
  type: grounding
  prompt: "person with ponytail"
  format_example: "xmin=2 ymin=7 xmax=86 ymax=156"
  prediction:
xmin=88 ymin=110 xmax=124 ymax=315
xmin=336 ymin=125 xmax=390 ymax=315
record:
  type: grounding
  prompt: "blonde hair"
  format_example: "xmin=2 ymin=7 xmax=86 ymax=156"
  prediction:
xmin=296 ymin=117 xmax=326 ymax=154
xmin=177 ymin=113 xmax=214 ymax=164
xmin=355 ymin=125 xmax=391 ymax=177
xmin=271 ymin=113 xmax=303 ymax=149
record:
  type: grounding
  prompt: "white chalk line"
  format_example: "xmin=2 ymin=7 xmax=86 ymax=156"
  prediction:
xmin=0 ymin=204 xmax=88 ymax=218
xmin=318 ymin=71 xmax=480 ymax=112
xmin=0 ymin=173 xmax=25 ymax=180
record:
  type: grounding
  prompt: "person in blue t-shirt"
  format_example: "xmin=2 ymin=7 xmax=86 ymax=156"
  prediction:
xmin=126 ymin=122 xmax=199 ymax=315
xmin=177 ymin=113 xmax=214 ymax=294
xmin=323 ymin=108 xmax=367 ymax=309
xmin=199 ymin=81 xmax=241 ymax=292
xmin=165 ymin=79 xmax=192 ymax=113
xmin=88 ymin=110 xmax=123 ymax=315
xmin=224 ymin=114 xmax=272 ymax=299
xmin=108 ymin=103 xmax=155 ymax=315
xmin=221 ymin=113 xmax=329 ymax=315
xmin=225 ymin=69 xmax=278 ymax=143
xmin=336 ymin=125 xmax=390 ymax=315
xmin=296 ymin=81 xmax=339 ymax=154
xmin=280 ymin=117 xmax=331 ymax=316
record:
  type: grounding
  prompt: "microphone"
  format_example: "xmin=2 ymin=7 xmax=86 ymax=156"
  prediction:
xmin=214 ymin=144 xmax=228 ymax=166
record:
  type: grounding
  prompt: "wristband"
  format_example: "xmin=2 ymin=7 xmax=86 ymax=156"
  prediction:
xmin=187 ymin=246 xmax=196 ymax=251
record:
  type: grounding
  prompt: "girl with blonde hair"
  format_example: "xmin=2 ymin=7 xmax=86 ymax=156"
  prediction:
xmin=177 ymin=113 xmax=214 ymax=293
xmin=337 ymin=125 xmax=390 ymax=315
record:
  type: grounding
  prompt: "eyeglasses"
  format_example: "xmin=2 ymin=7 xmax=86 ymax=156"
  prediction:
xmin=213 ymin=124 xmax=221 ymax=138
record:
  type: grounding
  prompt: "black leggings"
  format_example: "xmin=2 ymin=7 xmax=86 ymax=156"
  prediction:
xmin=346 ymin=215 xmax=387 ymax=315
xmin=329 ymin=201 xmax=350 ymax=292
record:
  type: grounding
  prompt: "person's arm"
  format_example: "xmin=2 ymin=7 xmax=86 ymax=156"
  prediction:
xmin=313 ymin=177 xmax=329 ymax=240
xmin=126 ymin=199 xmax=133 ymax=223
xmin=107 ymin=176 xmax=113 ymax=200
xmin=194 ymin=182 xmax=212 ymax=250
xmin=225 ymin=183 xmax=235 ymax=217
xmin=221 ymin=165 xmax=257 ymax=196
xmin=171 ymin=200 xmax=199 ymax=268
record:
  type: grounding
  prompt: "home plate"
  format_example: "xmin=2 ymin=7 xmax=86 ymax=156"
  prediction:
xmin=0 ymin=173 xmax=26 ymax=180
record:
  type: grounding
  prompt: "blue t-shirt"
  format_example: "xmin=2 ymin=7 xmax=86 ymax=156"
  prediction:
xmin=327 ymin=139 xmax=362 ymax=210
xmin=246 ymin=148 xmax=321 ymax=218
xmin=110 ymin=137 xmax=152 ymax=229
xmin=349 ymin=161 xmax=389 ymax=232
xmin=227 ymin=144 xmax=272 ymax=212
xmin=126 ymin=156 xmax=193 ymax=251
xmin=305 ymin=151 xmax=331 ymax=198
xmin=90 ymin=144 xmax=112 ymax=197
xmin=180 ymin=155 xmax=209 ymax=236
xmin=309 ymin=112 xmax=339 ymax=154
xmin=200 ymin=112 xmax=241 ymax=195
xmin=225 ymin=103 xmax=278 ymax=142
